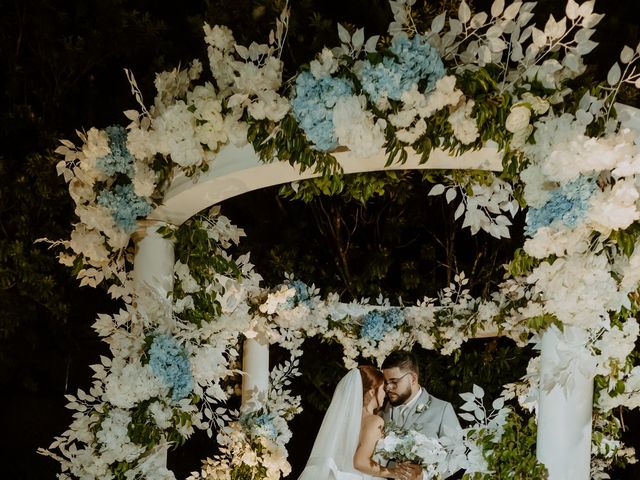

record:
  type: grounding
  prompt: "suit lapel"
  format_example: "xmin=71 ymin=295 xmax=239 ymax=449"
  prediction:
xmin=403 ymin=388 xmax=430 ymax=430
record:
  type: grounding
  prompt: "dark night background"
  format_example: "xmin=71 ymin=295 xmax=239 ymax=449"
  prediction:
xmin=1 ymin=0 xmax=640 ymax=478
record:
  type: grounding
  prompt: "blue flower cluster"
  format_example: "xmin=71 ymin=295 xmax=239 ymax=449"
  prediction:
xmin=251 ymin=412 xmax=279 ymax=440
xmin=360 ymin=308 xmax=405 ymax=341
xmin=96 ymin=125 xmax=135 ymax=177
xmin=291 ymin=71 xmax=354 ymax=151
xmin=148 ymin=333 xmax=193 ymax=402
xmin=284 ymin=279 xmax=312 ymax=309
xmin=96 ymin=183 xmax=152 ymax=233
xmin=525 ymin=175 xmax=597 ymax=236
xmin=360 ymin=34 xmax=445 ymax=102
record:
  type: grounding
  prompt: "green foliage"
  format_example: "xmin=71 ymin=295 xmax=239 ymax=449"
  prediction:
xmin=506 ymin=248 xmax=541 ymax=277
xmin=464 ymin=410 xmax=548 ymax=480
xmin=168 ymin=216 xmax=244 ymax=326
xmin=249 ymin=114 xmax=343 ymax=178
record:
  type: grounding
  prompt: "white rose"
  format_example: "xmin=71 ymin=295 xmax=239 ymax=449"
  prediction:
xmin=505 ymin=105 xmax=531 ymax=133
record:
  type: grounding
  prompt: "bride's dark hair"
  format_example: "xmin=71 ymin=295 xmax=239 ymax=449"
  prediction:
xmin=358 ymin=365 xmax=384 ymax=392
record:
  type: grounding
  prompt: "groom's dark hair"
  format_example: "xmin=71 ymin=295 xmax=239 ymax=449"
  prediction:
xmin=381 ymin=350 xmax=420 ymax=379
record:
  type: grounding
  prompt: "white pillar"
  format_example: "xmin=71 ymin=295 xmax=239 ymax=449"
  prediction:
xmin=536 ymin=326 xmax=593 ymax=480
xmin=133 ymin=220 xmax=175 ymax=296
xmin=132 ymin=220 xmax=175 ymax=467
xmin=241 ymin=333 xmax=270 ymax=409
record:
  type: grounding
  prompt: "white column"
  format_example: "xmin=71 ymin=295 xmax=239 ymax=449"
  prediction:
xmin=133 ymin=220 xmax=175 ymax=296
xmin=241 ymin=333 xmax=270 ymax=409
xmin=536 ymin=326 xmax=593 ymax=480
xmin=132 ymin=220 xmax=175 ymax=467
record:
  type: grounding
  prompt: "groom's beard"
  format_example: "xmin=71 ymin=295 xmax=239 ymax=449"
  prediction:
xmin=386 ymin=388 xmax=412 ymax=407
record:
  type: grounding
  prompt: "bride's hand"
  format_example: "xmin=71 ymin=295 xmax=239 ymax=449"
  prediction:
xmin=387 ymin=463 xmax=416 ymax=480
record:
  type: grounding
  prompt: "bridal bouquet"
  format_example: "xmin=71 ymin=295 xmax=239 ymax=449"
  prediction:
xmin=375 ymin=424 xmax=449 ymax=480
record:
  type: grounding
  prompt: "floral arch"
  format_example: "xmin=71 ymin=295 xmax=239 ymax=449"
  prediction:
xmin=40 ymin=0 xmax=640 ymax=479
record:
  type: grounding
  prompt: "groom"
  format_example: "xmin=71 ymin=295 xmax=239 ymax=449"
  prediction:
xmin=381 ymin=350 xmax=462 ymax=480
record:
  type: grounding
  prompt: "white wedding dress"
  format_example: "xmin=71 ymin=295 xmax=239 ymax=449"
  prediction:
xmin=297 ymin=369 xmax=375 ymax=480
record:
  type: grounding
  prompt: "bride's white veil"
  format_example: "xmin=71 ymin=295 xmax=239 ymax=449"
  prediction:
xmin=297 ymin=368 xmax=365 ymax=480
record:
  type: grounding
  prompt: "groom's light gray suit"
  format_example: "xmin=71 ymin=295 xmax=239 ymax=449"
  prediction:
xmin=382 ymin=387 xmax=462 ymax=479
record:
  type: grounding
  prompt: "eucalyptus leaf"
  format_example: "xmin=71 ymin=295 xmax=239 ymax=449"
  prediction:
xmin=491 ymin=0 xmax=505 ymax=18
xmin=458 ymin=0 xmax=471 ymax=24
xmin=428 ymin=184 xmax=446 ymax=196
xmin=471 ymin=12 xmax=488 ymax=29
xmin=459 ymin=412 xmax=476 ymax=422
xmin=576 ymin=39 xmax=598 ymax=55
xmin=607 ymin=62 xmax=621 ymax=86
xmin=337 ymin=23 xmax=350 ymax=44
xmin=364 ymin=35 xmax=379 ymax=53
xmin=431 ymin=12 xmax=446 ymax=34
xmin=473 ymin=384 xmax=485 ymax=398
xmin=445 ymin=188 xmax=457 ymax=203
xmin=620 ymin=45 xmax=635 ymax=64
xmin=503 ymin=2 xmax=523 ymax=21
xmin=352 ymin=28 xmax=365 ymax=49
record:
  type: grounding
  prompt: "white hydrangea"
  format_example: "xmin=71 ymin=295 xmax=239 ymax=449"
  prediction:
xmin=519 ymin=163 xmax=551 ymax=208
xmin=132 ymin=160 xmax=157 ymax=198
xmin=523 ymin=224 xmax=591 ymax=259
xmin=149 ymin=401 xmax=174 ymax=429
xmin=594 ymin=319 xmax=639 ymax=376
xmin=191 ymin=344 xmax=229 ymax=390
xmin=187 ymin=83 xmax=228 ymax=151
xmin=174 ymin=260 xmax=201 ymax=294
xmin=588 ymin=179 xmax=640 ymax=234
xmin=527 ymin=253 xmax=621 ymax=330
xmin=310 ymin=47 xmax=339 ymax=78
xmin=155 ymin=100 xmax=204 ymax=168
xmin=448 ymin=100 xmax=479 ymax=145
xmin=333 ymin=95 xmax=386 ymax=157
xmin=103 ymin=359 xmax=166 ymax=409
xmin=69 ymin=225 xmax=110 ymax=265
xmin=80 ymin=127 xmax=110 ymax=182
xmin=96 ymin=408 xmax=145 ymax=464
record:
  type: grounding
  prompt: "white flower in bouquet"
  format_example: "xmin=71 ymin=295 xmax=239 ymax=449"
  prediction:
xmin=375 ymin=427 xmax=449 ymax=479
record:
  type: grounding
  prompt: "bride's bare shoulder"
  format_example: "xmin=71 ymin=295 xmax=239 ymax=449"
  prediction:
xmin=361 ymin=414 xmax=384 ymax=432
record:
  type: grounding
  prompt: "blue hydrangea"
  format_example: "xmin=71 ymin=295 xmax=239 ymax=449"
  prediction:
xmin=96 ymin=183 xmax=152 ymax=233
xmin=284 ymin=279 xmax=312 ymax=309
xmin=360 ymin=34 xmax=445 ymax=102
xmin=525 ymin=175 xmax=597 ymax=236
xmin=360 ymin=308 xmax=405 ymax=341
xmin=250 ymin=412 xmax=279 ymax=440
xmin=149 ymin=334 xmax=193 ymax=402
xmin=96 ymin=125 xmax=135 ymax=177
xmin=291 ymin=71 xmax=354 ymax=151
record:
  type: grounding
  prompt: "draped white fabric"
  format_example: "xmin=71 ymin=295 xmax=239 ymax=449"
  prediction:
xmin=298 ymin=369 xmax=373 ymax=480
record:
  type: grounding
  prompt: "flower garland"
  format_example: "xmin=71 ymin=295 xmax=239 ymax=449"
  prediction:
xmin=41 ymin=0 xmax=640 ymax=478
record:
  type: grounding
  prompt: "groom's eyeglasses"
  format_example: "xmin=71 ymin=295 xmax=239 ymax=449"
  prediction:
xmin=384 ymin=372 xmax=412 ymax=389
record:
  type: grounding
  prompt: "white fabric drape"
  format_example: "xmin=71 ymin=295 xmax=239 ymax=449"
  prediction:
xmin=298 ymin=369 xmax=372 ymax=480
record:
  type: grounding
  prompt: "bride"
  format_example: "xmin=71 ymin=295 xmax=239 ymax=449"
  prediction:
xmin=297 ymin=366 xmax=414 ymax=480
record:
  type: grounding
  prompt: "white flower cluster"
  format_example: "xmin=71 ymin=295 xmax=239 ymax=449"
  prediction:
xmin=189 ymin=360 xmax=301 ymax=480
